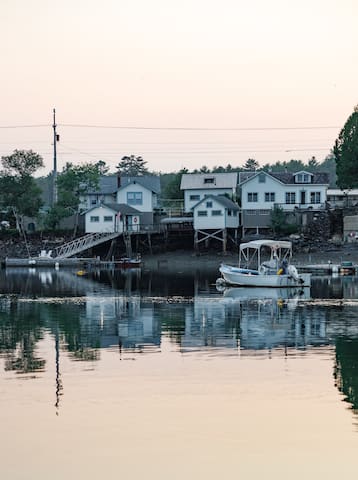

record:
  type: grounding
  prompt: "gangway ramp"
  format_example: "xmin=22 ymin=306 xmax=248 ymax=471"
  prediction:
xmin=54 ymin=232 xmax=120 ymax=259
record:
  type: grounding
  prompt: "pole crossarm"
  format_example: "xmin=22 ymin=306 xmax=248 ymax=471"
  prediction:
xmin=54 ymin=232 xmax=120 ymax=259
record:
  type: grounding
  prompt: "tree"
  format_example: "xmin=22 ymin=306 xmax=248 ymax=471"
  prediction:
xmin=333 ymin=106 xmax=358 ymax=188
xmin=307 ymin=156 xmax=319 ymax=172
xmin=320 ymin=154 xmax=337 ymax=187
xmin=0 ymin=150 xmax=44 ymax=232
xmin=46 ymin=161 xmax=102 ymax=232
xmin=162 ymin=168 xmax=187 ymax=200
xmin=243 ymin=158 xmax=259 ymax=171
xmin=116 ymin=155 xmax=148 ymax=176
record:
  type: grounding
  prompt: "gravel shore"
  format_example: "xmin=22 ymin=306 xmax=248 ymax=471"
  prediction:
xmin=143 ymin=245 xmax=358 ymax=270
xmin=142 ymin=244 xmax=358 ymax=271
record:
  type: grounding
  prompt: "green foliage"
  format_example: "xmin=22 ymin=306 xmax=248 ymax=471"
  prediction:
xmin=333 ymin=106 xmax=358 ymax=188
xmin=0 ymin=150 xmax=44 ymax=229
xmin=320 ymin=154 xmax=337 ymax=187
xmin=1 ymin=149 xmax=44 ymax=176
xmin=116 ymin=155 xmax=148 ymax=176
xmin=262 ymin=159 xmax=306 ymax=173
xmin=57 ymin=161 xmax=102 ymax=210
xmin=270 ymin=205 xmax=287 ymax=234
xmin=162 ymin=168 xmax=187 ymax=200
xmin=243 ymin=158 xmax=260 ymax=170
xmin=46 ymin=161 xmax=102 ymax=230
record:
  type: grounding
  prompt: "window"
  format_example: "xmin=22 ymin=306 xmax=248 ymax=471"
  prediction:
xmin=258 ymin=173 xmax=266 ymax=183
xmin=285 ymin=192 xmax=296 ymax=204
xmin=190 ymin=194 xmax=200 ymax=201
xmin=259 ymin=210 xmax=270 ymax=215
xmin=204 ymin=177 xmax=215 ymax=184
xmin=206 ymin=201 xmax=213 ymax=208
xmin=91 ymin=198 xmax=97 ymax=205
xmin=212 ymin=210 xmax=222 ymax=216
xmin=296 ymin=173 xmax=311 ymax=183
xmin=310 ymin=192 xmax=321 ymax=204
xmin=265 ymin=192 xmax=275 ymax=202
xmin=248 ymin=192 xmax=258 ymax=202
xmin=127 ymin=192 xmax=143 ymax=205
xmin=197 ymin=210 xmax=207 ymax=216
xmin=246 ymin=210 xmax=257 ymax=215
xmin=104 ymin=215 xmax=113 ymax=222
xmin=90 ymin=216 xmax=99 ymax=222
xmin=228 ymin=209 xmax=232 ymax=216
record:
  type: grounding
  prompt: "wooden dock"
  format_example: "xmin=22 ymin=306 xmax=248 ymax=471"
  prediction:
xmin=299 ymin=262 xmax=357 ymax=275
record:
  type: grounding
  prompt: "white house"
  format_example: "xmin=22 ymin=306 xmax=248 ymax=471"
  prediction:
xmin=116 ymin=176 xmax=160 ymax=227
xmin=84 ymin=203 xmax=141 ymax=234
xmin=82 ymin=175 xmax=161 ymax=233
xmin=81 ymin=175 xmax=118 ymax=211
xmin=180 ymin=172 xmax=238 ymax=213
xmin=239 ymin=170 xmax=330 ymax=236
xmin=191 ymin=195 xmax=239 ymax=252
xmin=192 ymin=195 xmax=239 ymax=231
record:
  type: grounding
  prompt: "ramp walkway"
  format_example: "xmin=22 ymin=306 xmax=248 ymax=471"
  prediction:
xmin=54 ymin=232 xmax=120 ymax=259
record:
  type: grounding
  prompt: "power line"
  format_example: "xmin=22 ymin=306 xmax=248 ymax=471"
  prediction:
xmin=0 ymin=122 xmax=337 ymax=132
xmin=0 ymin=124 xmax=49 ymax=129
xmin=58 ymin=123 xmax=340 ymax=131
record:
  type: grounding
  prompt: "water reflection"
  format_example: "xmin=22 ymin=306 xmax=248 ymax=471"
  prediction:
xmin=2 ymin=267 xmax=358 ymax=415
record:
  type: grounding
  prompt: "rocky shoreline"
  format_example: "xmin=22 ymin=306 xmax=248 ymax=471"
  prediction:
xmin=1 ymin=232 xmax=358 ymax=269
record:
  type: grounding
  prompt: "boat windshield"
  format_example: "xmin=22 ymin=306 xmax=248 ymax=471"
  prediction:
xmin=238 ymin=240 xmax=292 ymax=270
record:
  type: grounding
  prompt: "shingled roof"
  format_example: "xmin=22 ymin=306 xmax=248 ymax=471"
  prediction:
xmin=239 ymin=171 xmax=330 ymax=185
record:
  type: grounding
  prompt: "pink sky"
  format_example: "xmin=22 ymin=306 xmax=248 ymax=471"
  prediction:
xmin=1 ymin=0 xmax=357 ymax=174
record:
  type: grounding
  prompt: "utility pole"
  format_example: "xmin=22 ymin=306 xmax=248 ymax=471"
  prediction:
xmin=52 ymin=108 xmax=59 ymax=205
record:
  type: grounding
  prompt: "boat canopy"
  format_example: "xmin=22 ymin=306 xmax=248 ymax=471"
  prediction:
xmin=239 ymin=239 xmax=292 ymax=269
xmin=239 ymin=240 xmax=292 ymax=252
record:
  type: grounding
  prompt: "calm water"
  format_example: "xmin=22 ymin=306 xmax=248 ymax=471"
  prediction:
xmin=1 ymin=266 xmax=358 ymax=479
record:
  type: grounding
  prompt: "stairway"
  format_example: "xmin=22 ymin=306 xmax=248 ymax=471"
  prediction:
xmin=54 ymin=232 xmax=120 ymax=259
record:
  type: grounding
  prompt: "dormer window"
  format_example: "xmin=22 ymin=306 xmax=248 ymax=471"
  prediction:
xmin=295 ymin=172 xmax=312 ymax=183
xmin=204 ymin=177 xmax=215 ymax=184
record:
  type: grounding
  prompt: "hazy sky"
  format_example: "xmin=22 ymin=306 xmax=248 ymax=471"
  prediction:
xmin=1 ymin=0 xmax=357 ymax=175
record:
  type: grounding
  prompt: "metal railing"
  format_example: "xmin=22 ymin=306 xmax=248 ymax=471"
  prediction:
xmin=54 ymin=231 xmax=120 ymax=259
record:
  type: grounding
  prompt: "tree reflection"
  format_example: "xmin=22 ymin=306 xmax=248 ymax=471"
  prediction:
xmin=0 ymin=300 xmax=45 ymax=374
xmin=335 ymin=337 xmax=358 ymax=413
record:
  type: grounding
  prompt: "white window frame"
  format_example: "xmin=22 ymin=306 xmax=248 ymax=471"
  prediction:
xmin=127 ymin=192 xmax=143 ymax=205
xmin=285 ymin=192 xmax=296 ymax=204
xmin=248 ymin=192 xmax=258 ymax=203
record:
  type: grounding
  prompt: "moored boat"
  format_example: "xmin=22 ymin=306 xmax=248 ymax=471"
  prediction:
xmin=219 ymin=239 xmax=311 ymax=288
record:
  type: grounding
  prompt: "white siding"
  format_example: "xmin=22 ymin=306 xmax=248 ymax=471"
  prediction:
xmin=117 ymin=183 xmax=153 ymax=212
xmin=184 ymin=188 xmax=234 ymax=213
xmin=193 ymin=198 xmax=239 ymax=230
xmin=241 ymin=175 xmax=327 ymax=211
xmin=85 ymin=205 xmax=122 ymax=233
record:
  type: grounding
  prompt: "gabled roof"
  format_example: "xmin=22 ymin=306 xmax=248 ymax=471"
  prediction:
xmin=119 ymin=175 xmax=161 ymax=193
xmin=239 ymin=170 xmax=330 ymax=186
xmin=87 ymin=175 xmax=118 ymax=195
xmin=83 ymin=203 xmax=142 ymax=215
xmin=180 ymin=172 xmax=238 ymax=190
xmin=191 ymin=194 xmax=240 ymax=211
xmin=86 ymin=175 xmax=161 ymax=195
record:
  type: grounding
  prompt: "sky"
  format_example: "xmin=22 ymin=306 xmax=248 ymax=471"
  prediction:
xmin=0 ymin=0 xmax=357 ymax=176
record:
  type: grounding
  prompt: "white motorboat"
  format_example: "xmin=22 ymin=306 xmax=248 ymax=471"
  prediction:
xmin=218 ymin=239 xmax=311 ymax=288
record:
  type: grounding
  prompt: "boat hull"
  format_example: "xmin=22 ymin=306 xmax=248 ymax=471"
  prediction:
xmin=219 ymin=264 xmax=311 ymax=287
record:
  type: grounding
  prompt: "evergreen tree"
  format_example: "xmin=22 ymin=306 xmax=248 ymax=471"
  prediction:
xmin=243 ymin=158 xmax=259 ymax=170
xmin=333 ymin=105 xmax=358 ymax=188
xmin=116 ymin=155 xmax=148 ymax=176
